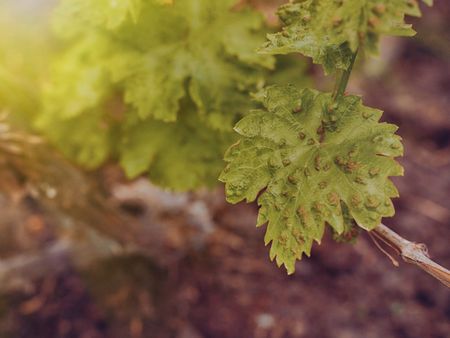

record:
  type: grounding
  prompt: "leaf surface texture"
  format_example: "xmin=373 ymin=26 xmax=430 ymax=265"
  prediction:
xmin=260 ymin=0 xmax=432 ymax=73
xmin=220 ymin=85 xmax=404 ymax=273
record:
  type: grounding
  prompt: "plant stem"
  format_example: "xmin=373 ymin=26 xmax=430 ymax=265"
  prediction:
xmin=372 ymin=223 xmax=450 ymax=288
xmin=332 ymin=50 xmax=358 ymax=100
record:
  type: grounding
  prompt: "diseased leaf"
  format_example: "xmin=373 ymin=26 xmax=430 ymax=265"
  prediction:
xmin=332 ymin=205 xmax=360 ymax=244
xmin=259 ymin=0 xmax=432 ymax=73
xmin=220 ymin=85 xmax=404 ymax=273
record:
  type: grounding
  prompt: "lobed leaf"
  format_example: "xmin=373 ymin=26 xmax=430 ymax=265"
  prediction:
xmin=50 ymin=0 xmax=274 ymax=126
xmin=259 ymin=0 xmax=432 ymax=74
xmin=39 ymin=0 xmax=277 ymax=189
xmin=220 ymin=85 xmax=404 ymax=273
xmin=120 ymin=103 xmax=236 ymax=191
xmin=53 ymin=0 xmax=144 ymax=33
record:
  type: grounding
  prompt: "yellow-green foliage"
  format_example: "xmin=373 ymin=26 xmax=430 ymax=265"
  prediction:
xmin=39 ymin=0 xmax=275 ymax=189
xmin=0 ymin=3 xmax=53 ymax=124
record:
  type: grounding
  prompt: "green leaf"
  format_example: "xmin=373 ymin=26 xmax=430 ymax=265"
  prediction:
xmin=54 ymin=0 xmax=143 ymax=34
xmin=42 ymin=37 xmax=113 ymax=120
xmin=36 ymin=36 xmax=119 ymax=168
xmin=220 ymin=85 xmax=404 ymax=273
xmin=120 ymin=103 xmax=236 ymax=191
xmin=332 ymin=205 xmax=360 ymax=244
xmin=39 ymin=0 xmax=277 ymax=189
xmin=51 ymin=0 xmax=274 ymax=126
xmin=37 ymin=108 xmax=115 ymax=169
xmin=259 ymin=0 xmax=432 ymax=74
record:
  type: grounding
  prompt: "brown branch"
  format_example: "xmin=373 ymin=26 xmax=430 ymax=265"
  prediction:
xmin=372 ymin=223 xmax=450 ymax=288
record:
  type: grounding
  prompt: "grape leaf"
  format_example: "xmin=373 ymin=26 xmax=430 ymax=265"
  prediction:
xmin=53 ymin=0 xmax=143 ymax=34
xmin=51 ymin=0 xmax=274 ymax=127
xmin=38 ymin=0 xmax=276 ymax=189
xmin=220 ymin=85 xmax=404 ymax=273
xmin=259 ymin=0 xmax=432 ymax=74
xmin=35 ymin=35 xmax=121 ymax=168
xmin=120 ymin=102 xmax=236 ymax=191
xmin=42 ymin=37 xmax=113 ymax=121
xmin=37 ymin=107 xmax=116 ymax=169
xmin=331 ymin=205 xmax=360 ymax=244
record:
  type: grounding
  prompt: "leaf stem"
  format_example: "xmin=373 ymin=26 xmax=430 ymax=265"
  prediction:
xmin=332 ymin=50 xmax=358 ymax=100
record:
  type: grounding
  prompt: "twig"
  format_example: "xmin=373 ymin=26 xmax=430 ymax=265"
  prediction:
xmin=372 ymin=223 xmax=450 ymax=288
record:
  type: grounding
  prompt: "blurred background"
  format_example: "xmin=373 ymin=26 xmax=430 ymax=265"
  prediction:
xmin=0 ymin=0 xmax=449 ymax=337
